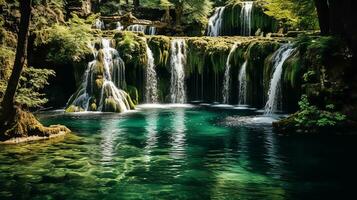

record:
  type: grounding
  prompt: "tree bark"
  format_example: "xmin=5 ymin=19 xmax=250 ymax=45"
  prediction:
xmin=314 ymin=0 xmax=330 ymax=35
xmin=0 ymin=0 xmax=32 ymax=125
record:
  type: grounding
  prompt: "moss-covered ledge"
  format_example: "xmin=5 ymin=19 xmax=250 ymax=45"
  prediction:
xmin=0 ymin=107 xmax=70 ymax=144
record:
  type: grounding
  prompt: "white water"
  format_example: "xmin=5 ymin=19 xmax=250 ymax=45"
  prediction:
xmin=68 ymin=38 xmax=130 ymax=112
xmin=222 ymin=43 xmax=239 ymax=104
xmin=148 ymin=27 xmax=157 ymax=35
xmin=95 ymin=19 xmax=105 ymax=30
xmin=144 ymin=42 xmax=159 ymax=103
xmin=240 ymin=1 xmax=253 ymax=36
xmin=127 ymin=24 xmax=146 ymax=33
xmin=207 ymin=6 xmax=225 ymax=37
xmin=264 ymin=44 xmax=295 ymax=115
xmin=170 ymin=39 xmax=187 ymax=104
xmin=238 ymin=61 xmax=248 ymax=105
xmin=116 ymin=22 xmax=124 ymax=31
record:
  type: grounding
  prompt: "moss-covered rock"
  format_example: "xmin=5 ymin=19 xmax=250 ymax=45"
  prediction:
xmin=0 ymin=107 xmax=70 ymax=143
xmin=221 ymin=2 xmax=279 ymax=36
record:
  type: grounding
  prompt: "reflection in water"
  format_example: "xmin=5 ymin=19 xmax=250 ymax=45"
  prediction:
xmin=237 ymin=128 xmax=249 ymax=168
xmin=100 ymin=118 xmax=122 ymax=164
xmin=1 ymin=107 xmax=353 ymax=200
xmin=144 ymin=111 xmax=159 ymax=162
xmin=264 ymin=129 xmax=284 ymax=179
xmin=169 ymin=109 xmax=186 ymax=161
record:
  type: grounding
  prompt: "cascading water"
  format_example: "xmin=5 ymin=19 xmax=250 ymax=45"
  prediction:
xmin=264 ymin=44 xmax=295 ymax=115
xmin=238 ymin=61 xmax=248 ymax=105
xmin=95 ymin=19 xmax=105 ymax=30
xmin=240 ymin=1 xmax=253 ymax=36
xmin=116 ymin=22 xmax=124 ymax=31
xmin=170 ymin=39 xmax=187 ymax=104
xmin=148 ymin=27 xmax=157 ymax=35
xmin=222 ymin=43 xmax=238 ymax=104
xmin=67 ymin=38 xmax=131 ymax=112
xmin=144 ymin=42 xmax=159 ymax=103
xmin=127 ymin=24 xmax=146 ymax=33
xmin=207 ymin=6 xmax=225 ymax=37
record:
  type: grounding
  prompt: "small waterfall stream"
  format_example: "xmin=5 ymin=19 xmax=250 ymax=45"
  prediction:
xmin=240 ymin=1 xmax=253 ymax=36
xmin=238 ymin=61 xmax=248 ymax=105
xmin=95 ymin=19 xmax=105 ymax=30
xmin=207 ymin=6 xmax=225 ymax=37
xmin=67 ymin=38 xmax=131 ymax=112
xmin=264 ymin=44 xmax=295 ymax=115
xmin=144 ymin=42 xmax=159 ymax=103
xmin=222 ymin=43 xmax=238 ymax=104
xmin=148 ymin=27 xmax=157 ymax=35
xmin=116 ymin=22 xmax=124 ymax=31
xmin=127 ymin=24 xmax=146 ymax=32
xmin=170 ymin=39 xmax=187 ymax=104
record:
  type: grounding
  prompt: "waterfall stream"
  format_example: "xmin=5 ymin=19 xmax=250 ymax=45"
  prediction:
xmin=67 ymin=38 xmax=131 ymax=112
xmin=144 ymin=42 xmax=159 ymax=103
xmin=238 ymin=60 xmax=248 ymax=105
xmin=240 ymin=1 xmax=253 ymax=36
xmin=116 ymin=22 xmax=124 ymax=31
xmin=127 ymin=24 xmax=146 ymax=33
xmin=126 ymin=24 xmax=156 ymax=35
xmin=222 ymin=43 xmax=238 ymax=104
xmin=170 ymin=39 xmax=187 ymax=104
xmin=264 ymin=44 xmax=295 ymax=115
xmin=148 ymin=27 xmax=157 ymax=35
xmin=95 ymin=19 xmax=105 ymax=30
xmin=207 ymin=7 xmax=225 ymax=37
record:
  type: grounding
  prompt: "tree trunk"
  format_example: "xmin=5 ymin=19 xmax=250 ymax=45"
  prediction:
xmin=0 ymin=0 xmax=32 ymax=125
xmin=314 ymin=0 xmax=330 ymax=35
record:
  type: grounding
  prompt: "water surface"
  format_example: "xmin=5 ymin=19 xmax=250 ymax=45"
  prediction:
xmin=0 ymin=105 xmax=356 ymax=200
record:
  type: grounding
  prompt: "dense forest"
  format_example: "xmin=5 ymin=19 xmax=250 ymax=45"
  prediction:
xmin=0 ymin=0 xmax=357 ymax=199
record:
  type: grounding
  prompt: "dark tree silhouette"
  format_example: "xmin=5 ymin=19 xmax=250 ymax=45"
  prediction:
xmin=0 ymin=0 xmax=32 ymax=127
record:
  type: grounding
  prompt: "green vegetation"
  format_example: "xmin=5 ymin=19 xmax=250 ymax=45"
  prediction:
xmin=261 ymin=0 xmax=319 ymax=30
xmin=294 ymin=95 xmax=346 ymax=128
xmin=34 ymin=14 xmax=95 ymax=64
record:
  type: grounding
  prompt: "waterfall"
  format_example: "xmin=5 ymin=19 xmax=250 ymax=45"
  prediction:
xmin=95 ymin=19 xmax=105 ymax=30
xmin=170 ymin=39 xmax=187 ymax=104
xmin=238 ymin=61 xmax=248 ymax=105
xmin=222 ymin=43 xmax=238 ymax=104
xmin=264 ymin=44 xmax=295 ymax=115
xmin=67 ymin=38 xmax=131 ymax=112
xmin=127 ymin=24 xmax=146 ymax=33
xmin=240 ymin=1 xmax=253 ymax=36
xmin=148 ymin=27 xmax=157 ymax=35
xmin=116 ymin=22 xmax=124 ymax=31
xmin=144 ymin=42 xmax=159 ymax=103
xmin=207 ymin=7 xmax=225 ymax=37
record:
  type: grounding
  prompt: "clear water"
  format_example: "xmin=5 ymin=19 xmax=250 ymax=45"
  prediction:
xmin=0 ymin=106 xmax=356 ymax=200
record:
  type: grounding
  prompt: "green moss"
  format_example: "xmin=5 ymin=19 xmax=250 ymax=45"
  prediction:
xmin=148 ymin=36 xmax=171 ymax=68
xmin=126 ymin=85 xmax=139 ymax=105
xmin=221 ymin=2 xmax=278 ymax=36
xmin=283 ymin=51 xmax=302 ymax=88
xmin=65 ymin=105 xmax=84 ymax=113
xmin=114 ymin=31 xmax=147 ymax=69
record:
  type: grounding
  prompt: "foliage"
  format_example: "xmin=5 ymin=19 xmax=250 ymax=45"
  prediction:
xmin=99 ymin=0 xmax=121 ymax=15
xmin=261 ymin=0 xmax=319 ymax=30
xmin=31 ymin=1 xmax=66 ymax=30
xmin=294 ymin=95 xmax=346 ymax=128
xmin=34 ymin=14 xmax=96 ymax=63
xmin=115 ymin=31 xmax=147 ymax=68
xmin=143 ymin=0 xmax=213 ymax=26
xmin=0 ymin=67 xmax=55 ymax=108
